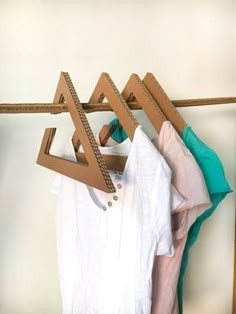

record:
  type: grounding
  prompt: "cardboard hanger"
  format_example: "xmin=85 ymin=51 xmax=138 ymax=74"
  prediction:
xmin=76 ymin=74 xmax=166 ymax=171
xmin=122 ymin=73 xmax=167 ymax=132
xmin=143 ymin=73 xmax=186 ymax=135
xmin=98 ymin=73 xmax=168 ymax=146
xmin=37 ymin=72 xmax=116 ymax=193
xmin=98 ymin=118 xmax=125 ymax=147
xmin=99 ymin=124 xmax=117 ymax=146
xmin=98 ymin=73 xmax=187 ymax=145
xmin=75 ymin=73 xmax=139 ymax=173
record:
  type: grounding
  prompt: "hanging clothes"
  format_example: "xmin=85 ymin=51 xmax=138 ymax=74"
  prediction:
xmin=108 ymin=118 xmax=128 ymax=143
xmin=102 ymin=120 xmax=212 ymax=314
xmin=174 ymin=126 xmax=233 ymax=314
xmin=51 ymin=125 xmax=184 ymax=314
xmin=151 ymin=122 xmax=211 ymax=314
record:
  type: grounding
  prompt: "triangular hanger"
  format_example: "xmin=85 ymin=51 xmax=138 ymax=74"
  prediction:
xmin=98 ymin=73 xmax=168 ymax=146
xmin=142 ymin=73 xmax=186 ymax=135
xmin=75 ymin=73 xmax=139 ymax=173
xmin=121 ymin=73 xmax=167 ymax=134
xmin=98 ymin=73 xmax=186 ymax=144
xmin=99 ymin=124 xmax=117 ymax=146
xmin=37 ymin=72 xmax=116 ymax=193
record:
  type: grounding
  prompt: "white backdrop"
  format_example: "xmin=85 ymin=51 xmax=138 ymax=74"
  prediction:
xmin=0 ymin=1 xmax=235 ymax=313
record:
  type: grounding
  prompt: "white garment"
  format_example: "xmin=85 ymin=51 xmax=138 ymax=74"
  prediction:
xmin=51 ymin=125 xmax=184 ymax=314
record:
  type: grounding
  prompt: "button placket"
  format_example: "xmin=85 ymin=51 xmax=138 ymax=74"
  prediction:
xmin=117 ymin=183 xmax=122 ymax=189
xmin=115 ymin=174 xmax=122 ymax=181
xmin=111 ymin=173 xmax=122 ymax=208
xmin=102 ymin=172 xmax=123 ymax=210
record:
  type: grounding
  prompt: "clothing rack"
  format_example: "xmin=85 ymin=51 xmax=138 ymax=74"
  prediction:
xmin=1 ymin=76 xmax=235 ymax=312
xmin=0 ymin=97 xmax=235 ymax=114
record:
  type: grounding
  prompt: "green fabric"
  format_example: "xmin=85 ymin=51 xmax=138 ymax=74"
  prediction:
xmin=109 ymin=118 xmax=128 ymax=143
xmin=178 ymin=126 xmax=232 ymax=314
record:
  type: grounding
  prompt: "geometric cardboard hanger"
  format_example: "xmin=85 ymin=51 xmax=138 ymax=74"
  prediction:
xmin=37 ymin=72 xmax=116 ymax=193
xmin=98 ymin=73 xmax=187 ymax=144
xmin=122 ymin=73 xmax=167 ymax=133
xmin=143 ymin=73 xmax=186 ymax=135
xmin=97 ymin=73 xmax=168 ymax=147
xmin=75 ymin=73 xmax=139 ymax=172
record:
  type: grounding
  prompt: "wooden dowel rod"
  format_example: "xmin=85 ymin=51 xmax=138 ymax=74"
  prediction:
xmin=0 ymin=97 xmax=235 ymax=114
xmin=174 ymin=97 xmax=236 ymax=107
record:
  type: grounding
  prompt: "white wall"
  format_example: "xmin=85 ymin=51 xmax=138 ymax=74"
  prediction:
xmin=0 ymin=0 xmax=235 ymax=313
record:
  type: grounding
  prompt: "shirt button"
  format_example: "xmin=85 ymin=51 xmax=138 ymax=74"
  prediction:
xmin=102 ymin=205 xmax=107 ymax=211
xmin=113 ymin=195 xmax=118 ymax=201
xmin=115 ymin=175 xmax=121 ymax=181
xmin=108 ymin=201 xmax=112 ymax=207
xmin=117 ymin=183 xmax=122 ymax=189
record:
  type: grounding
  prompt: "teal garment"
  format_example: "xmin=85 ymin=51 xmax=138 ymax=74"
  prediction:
xmin=105 ymin=120 xmax=232 ymax=313
xmin=177 ymin=126 xmax=232 ymax=314
xmin=109 ymin=118 xmax=128 ymax=143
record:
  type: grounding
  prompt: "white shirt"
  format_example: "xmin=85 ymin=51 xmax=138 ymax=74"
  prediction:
xmin=51 ymin=125 xmax=184 ymax=314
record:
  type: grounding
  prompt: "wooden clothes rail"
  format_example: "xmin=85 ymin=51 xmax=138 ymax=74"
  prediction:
xmin=0 ymin=97 xmax=235 ymax=114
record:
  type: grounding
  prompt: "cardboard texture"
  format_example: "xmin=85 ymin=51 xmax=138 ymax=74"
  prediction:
xmin=98 ymin=72 xmax=187 ymax=145
xmin=143 ymin=73 xmax=186 ymax=135
xmin=98 ymin=73 xmax=169 ymax=146
xmin=37 ymin=72 xmax=116 ymax=193
xmin=0 ymin=98 xmax=235 ymax=114
xmin=75 ymin=73 xmax=139 ymax=173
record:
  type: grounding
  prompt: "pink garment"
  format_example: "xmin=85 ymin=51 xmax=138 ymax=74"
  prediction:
xmin=99 ymin=121 xmax=211 ymax=314
xmin=151 ymin=121 xmax=211 ymax=314
xmin=172 ymin=291 xmax=179 ymax=314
